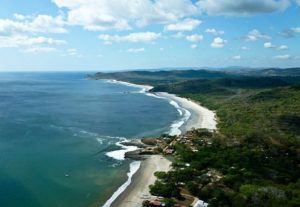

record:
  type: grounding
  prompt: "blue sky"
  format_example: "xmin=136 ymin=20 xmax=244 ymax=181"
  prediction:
xmin=0 ymin=0 xmax=300 ymax=71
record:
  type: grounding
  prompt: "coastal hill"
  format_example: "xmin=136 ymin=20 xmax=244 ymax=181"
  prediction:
xmin=87 ymin=69 xmax=235 ymax=85
xmin=90 ymin=68 xmax=300 ymax=207
xmin=88 ymin=67 xmax=300 ymax=85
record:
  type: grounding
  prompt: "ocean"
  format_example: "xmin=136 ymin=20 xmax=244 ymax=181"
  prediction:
xmin=0 ymin=72 xmax=190 ymax=207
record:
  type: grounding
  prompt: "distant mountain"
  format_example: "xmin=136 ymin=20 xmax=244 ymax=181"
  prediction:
xmin=229 ymin=67 xmax=300 ymax=76
xmin=88 ymin=70 xmax=236 ymax=85
xmin=88 ymin=67 xmax=300 ymax=85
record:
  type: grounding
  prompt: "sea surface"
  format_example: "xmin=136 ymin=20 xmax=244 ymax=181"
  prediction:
xmin=0 ymin=72 xmax=190 ymax=207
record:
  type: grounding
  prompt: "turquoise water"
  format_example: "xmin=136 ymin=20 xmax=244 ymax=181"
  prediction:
xmin=0 ymin=72 xmax=180 ymax=207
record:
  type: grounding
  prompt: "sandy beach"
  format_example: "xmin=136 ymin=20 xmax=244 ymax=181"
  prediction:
xmin=111 ymin=155 xmax=172 ymax=207
xmin=103 ymin=80 xmax=217 ymax=207
xmin=156 ymin=92 xmax=217 ymax=132
xmin=108 ymin=79 xmax=217 ymax=132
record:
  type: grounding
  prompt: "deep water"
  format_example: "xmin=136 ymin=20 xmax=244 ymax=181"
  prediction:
xmin=0 ymin=72 xmax=180 ymax=207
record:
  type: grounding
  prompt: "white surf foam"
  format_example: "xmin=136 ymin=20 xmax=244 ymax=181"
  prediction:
xmin=102 ymin=161 xmax=141 ymax=207
xmin=106 ymin=79 xmax=153 ymax=93
xmin=168 ymin=100 xmax=192 ymax=136
xmin=106 ymin=140 xmax=139 ymax=161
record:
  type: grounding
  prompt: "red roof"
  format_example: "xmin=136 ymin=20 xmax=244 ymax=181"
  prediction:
xmin=150 ymin=201 xmax=162 ymax=206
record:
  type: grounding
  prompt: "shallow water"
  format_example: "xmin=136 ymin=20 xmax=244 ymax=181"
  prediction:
xmin=0 ymin=72 xmax=184 ymax=207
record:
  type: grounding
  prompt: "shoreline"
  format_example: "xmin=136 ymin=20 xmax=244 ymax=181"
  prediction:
xmin=101 ymin=79 xmax=217 ymax=207
xmin=106 ymin=79 xmax=217 ymax=133
xmin=111 ymin=155 xmax=172 ymax=207
xmin=156 ymin=92 xmax=217 ymax=132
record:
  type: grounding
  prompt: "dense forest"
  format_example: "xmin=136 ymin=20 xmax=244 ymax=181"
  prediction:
xmin=90 ymin=68 xmax=300 ymax=207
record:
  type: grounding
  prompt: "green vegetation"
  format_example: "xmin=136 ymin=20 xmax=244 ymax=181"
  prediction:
xmin=88 ymin=69 xmax=235 ymax=85
xmin=91 ymin=68 xmax=300 ymax=207
xmin=150 ymin=129 xmax=300 ymax=207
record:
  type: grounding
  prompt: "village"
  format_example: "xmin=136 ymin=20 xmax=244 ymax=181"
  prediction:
xmin=124 ymin=129 xmax=222 ymax=207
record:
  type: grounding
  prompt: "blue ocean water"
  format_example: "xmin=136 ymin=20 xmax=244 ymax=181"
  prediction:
xmin=0 ymin=72 xmax=182 ymax=207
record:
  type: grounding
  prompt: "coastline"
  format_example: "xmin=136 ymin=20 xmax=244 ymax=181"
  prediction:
xmin=156 ymin=92 xmax=217 ymax=132
xmin=101 ymin=79 xmax=217 ymax=207
xmin=107 ymin=79 xmax=217 ymax=133
xmin=111 ymin=155 xmax=172 ymax=207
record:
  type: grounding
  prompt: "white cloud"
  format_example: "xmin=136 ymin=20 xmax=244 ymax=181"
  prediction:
xmin=264 ymin=42 xmax=275 ymax=48
xmin=244 ymin=29 xmax=272 ymax=41
xmin=61 ymin=48 xmax=83 ymax=57
xmin=210 ymin=37 xmax=227 ymax=48
xmin=277 ymin=45 xmax=288 ymax=50
xmin=104 ymin=41 xmax=112 ymax=45
xmin=13 ymin=14 xmax=32 ymax=21
xmin=205 ymin=28 xmax=224 ymax=35
xmin=98 ymin=32 xmax=161 ymax=43
xmin=279 ymin=27 xmax=300 ymax=38
xmin=52 ymin=0 xmax=199 ymax=31
xmin=172 ymin=32 xmax=185 ymax=38
xmin=196 ymin=0 xmax=290 ymax=16
xmin=241 ymin=46 xmax=250 ymax=50
xmin=127 ymin=48 xmax=145 ymax=53
xmin=233 ymin=55 xmax=241 ymax=60
xmin=164 ymin=18 xmax=201 ymax=31
xmin=186 ymin=34 xmax=203 ymax=42
xmin=190 ymin=44 xmax=198 ymax=49
xmin=22 ymin=47 xmax=59 ymax=53
xmin=0 ymin=14 xmax=67 ymax=36
xmin=0 ymin=35 xmax=66 ymax=48
xmin=273 ymin=54 xmax=290 ymax=59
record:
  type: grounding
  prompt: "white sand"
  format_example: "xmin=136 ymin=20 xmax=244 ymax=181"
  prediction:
xmin=111 ymin=155 xmax=171 ymax=207
xmin=108 ymin=79 xmax=154 ymax=91
xmin=108 ymin=79 xmax=217 ymax=132
xmin=104 ymin=80 xmax=217 ymax=207
xmin=156 ymin=92 xmax=217 ymax=132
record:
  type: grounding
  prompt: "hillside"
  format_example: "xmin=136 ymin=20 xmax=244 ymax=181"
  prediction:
xmin=87 ymin=70 xmax=235 ymax=85
xmin=90 ymin=69 xmax=300 ymax=207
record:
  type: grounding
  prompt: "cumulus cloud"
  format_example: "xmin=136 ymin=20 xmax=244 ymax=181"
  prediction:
xmin=127 ymin=48 xmax=145 ymax=53
xmin=0 ymin=35 xmax=66 ymax=48
xmin=0 ymin=14 xmax=67 ymax=36
xmin=13 ymin=14 xmax=32 ymax=21
xmin=190 ymin=44 xmax=198 ymax=49
xmin=233 ymin=55 xmax=241 ymax=60
xmin=210 ymin=37 xmax=227 ymax=48
xmin=186 ymin=34 xmax=203 ymax=42
xmin=241 ymin=46 xmax=250 ymax=50
xmin=164 ymin=18 xmax=201 ymax=31
xmin=205 ymin=28 xmax=224 ymax=35
xmin=277 ymin=45 xmax=288 ymax=50
xmin=196 ymin=0 xmax=290 ymax=16
xmin=279 ymin=27 xmax=300 ymax=38
xmin=98 ymin=32 xmax=161 ymax=43
xmin=52 ymin=0 xmax=199 ymax=31
xmin=22 ymin=47 xmax=59 ymax=53
xmin=273 ymin=54 xmax=290 ymax=59
xmin=264 ymin=42 xmax=275 ymax=48
xmin=172 ymin=32 xmax=185 ymax=38
xmin=243 ymin=29 xmax=272 ymax=41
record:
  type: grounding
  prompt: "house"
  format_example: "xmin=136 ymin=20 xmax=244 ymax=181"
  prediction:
xmin=150 ymin=200 xmax=163 ymax=206
xmin=165 ymin=149 xmax=174 ymax=154
xmin=143 ymin=200 xmax=164 ymax=207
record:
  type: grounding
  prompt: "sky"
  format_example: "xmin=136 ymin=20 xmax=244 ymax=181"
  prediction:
xmin=0 ymin=0 xmax=300 ymax=71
